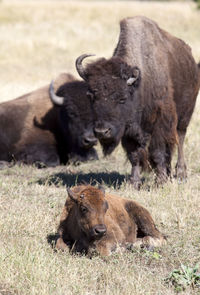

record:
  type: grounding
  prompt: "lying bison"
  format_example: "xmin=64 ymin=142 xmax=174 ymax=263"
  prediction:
xmin=0 ymin=73 xmax=98 ymax=167
xmin=76 ymin=16 xmax=200 ymax=188
xmin=56 ymin=185 xmax=166 ymax=256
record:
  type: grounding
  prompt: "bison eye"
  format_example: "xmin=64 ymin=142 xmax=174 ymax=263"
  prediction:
xmin=119 ymin=97 xmax=126 ymax=104
xmin=80 ymin=205 xmax=88 ymax=214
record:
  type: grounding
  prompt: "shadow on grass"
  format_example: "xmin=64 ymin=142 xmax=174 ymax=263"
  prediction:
xmin=37 ymin=171 xmax=127 ymax=189
xmin=47 ymin=233 xmax=72 ymax=252
xmin=47 ymin=233 xmax=59 ymax=249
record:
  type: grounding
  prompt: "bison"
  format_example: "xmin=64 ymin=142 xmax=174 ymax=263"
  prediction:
xmin=75 ymin=16 xmax=200 ymax=188
xmin=56 ymin=185 xmax=166 ymax=256
xmin=0 ymin=73 xmax=98 ymax=167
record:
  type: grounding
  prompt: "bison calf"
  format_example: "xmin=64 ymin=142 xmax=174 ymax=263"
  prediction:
xmin=56 ymin=185 xmax=166 ymax=256
xmin=0 ymin=73 xmax=98 ymax=167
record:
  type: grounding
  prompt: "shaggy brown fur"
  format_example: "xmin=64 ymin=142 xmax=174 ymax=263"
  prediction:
xmin=0 ymin=73 xmax=98 ymax=167
xmin=76 ymin=16 xmax=200 ymax=188
xmin=56 ymin=185 xmax=166 ymax=256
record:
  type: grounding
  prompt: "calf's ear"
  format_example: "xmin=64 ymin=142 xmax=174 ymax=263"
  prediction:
xmin=98 ymin=184 xmax=105 ymax=195
xmin=67 ymin=187 xmax=78 ymax=203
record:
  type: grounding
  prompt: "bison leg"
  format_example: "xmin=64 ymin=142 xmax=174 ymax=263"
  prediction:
xmin=95 ymin=236 xmax=121 ymax=256
xmin=175 ymin=130 xmax=187 ymax=181
xmin=0 ymin=161 xmax=14 ymax=169
xmin=125 ymin=200 xmax=166 ymax=248
xmin=68 ymin=147 xmax=98 ymax=165
xmin=94 ymin=243 xmax=113 ymax=256
xmin=16 ymin=135 xmax=60 ymax=167
xmin=149 ymin=148 xmax=169 ymax=186
xmin=127 ymin=149 xmax=144 ymax=190
xmin=130 ymin=162 xmax=142 ymax=190
xmin=55 ymin=237 xmax=69 ymax=251
xmin=122 ymin=129 xmax=150 ymax=189
xmin=133 ymin=235 xmax=167 ymax=248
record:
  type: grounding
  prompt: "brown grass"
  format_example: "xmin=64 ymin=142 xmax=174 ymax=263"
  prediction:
xmin=0 ymin=1 xmax=200 ymax=294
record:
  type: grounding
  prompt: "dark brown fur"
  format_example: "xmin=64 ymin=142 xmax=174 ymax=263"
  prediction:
xmin=56 ymin=185 xmax=166 ymax=256
xmin=76 ymin=16 xmax=200 ymax=188
xmin=0 ymin=73 xmax=98 ymax=167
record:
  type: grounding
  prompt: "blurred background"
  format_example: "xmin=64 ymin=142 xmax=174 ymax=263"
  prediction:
xmin=0 ymin=0 xmax=200 ymax=102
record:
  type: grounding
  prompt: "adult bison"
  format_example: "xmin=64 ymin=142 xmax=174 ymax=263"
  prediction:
xmin=0 ymin=73 xmax=98 ymax=167
xmin=56 ymin=185 xmax=166 ymax=256
xmin=75 ymin=16 xmax=200 ymax=188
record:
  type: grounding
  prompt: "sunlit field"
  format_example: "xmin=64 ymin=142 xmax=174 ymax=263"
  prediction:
xmin=0 ymin=1 xmax=200 ymax=294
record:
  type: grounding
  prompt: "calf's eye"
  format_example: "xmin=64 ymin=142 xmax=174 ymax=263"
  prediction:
xmin=80 ymin=206 xmax=88 ymax=214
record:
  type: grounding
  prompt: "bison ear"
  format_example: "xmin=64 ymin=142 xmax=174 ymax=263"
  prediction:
xmin=126 ymin=67 xmax=140 ymax=86
xmin=67 ymin=187 xmax=78 ymax=203
xmin=120 ymin=63 xmax=140 ymax=86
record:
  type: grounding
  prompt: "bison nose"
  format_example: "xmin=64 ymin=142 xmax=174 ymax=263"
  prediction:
xmin=93 ymin=224 xmax=107 ymax=237
xmin=82 ymin=136 xmax=98 ymax=148
xmin=94 ymin=127 xmax=111 ymax=139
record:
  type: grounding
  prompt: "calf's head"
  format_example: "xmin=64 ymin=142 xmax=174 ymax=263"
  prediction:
xmin=76 ymin=54 xmax=141 ymax=155
xmin=49 ymin=80 xmax=98 ymax=162
xmin=67 ymin=186 xmax=108 ymax=240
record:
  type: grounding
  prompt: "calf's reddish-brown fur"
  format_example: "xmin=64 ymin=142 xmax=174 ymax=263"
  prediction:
xmin=56 ymin=185 xmax=166 ymax=256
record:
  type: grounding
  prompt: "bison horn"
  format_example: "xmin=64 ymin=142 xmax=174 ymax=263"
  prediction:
xmin=49 ymin=80 xmax=64 ymax=106
xmin=67 ymin=188 xmax=78 ymax=203
xmin=76 ymin=54 xmax=95 ymax=81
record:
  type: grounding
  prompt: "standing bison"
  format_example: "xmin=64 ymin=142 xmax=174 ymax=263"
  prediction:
xmin=56 ymin=185 xmax=166 ymax=256
xmin=0 ymin=73 xmax=98 ymax=167
xmin=76 ymin=16 xmax=200 ymax=188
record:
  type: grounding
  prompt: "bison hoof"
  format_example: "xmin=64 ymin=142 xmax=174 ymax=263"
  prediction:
xmin=155 ymin=173 xmax=168 ymax=187
xmin=55 ymin=238 xmax=69 ymax=251
xmin=175 ymin=165 xmax=187 ymax=183
xmin=129 ymin=177 xmax=142 ymax=190
xmin=0 ymin=161 xmax=14 ymax=169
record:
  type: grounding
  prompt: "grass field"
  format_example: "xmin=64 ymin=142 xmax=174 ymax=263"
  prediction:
xmin=0 ymin=1 xmax=200 ymax=294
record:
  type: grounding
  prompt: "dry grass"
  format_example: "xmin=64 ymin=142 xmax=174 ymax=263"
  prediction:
xmin=0 ymin=1 xmax=200 ymax=294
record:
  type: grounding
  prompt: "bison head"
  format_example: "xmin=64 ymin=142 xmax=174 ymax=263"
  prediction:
xmin=67 ymin=186 xmax=108 ymax=240
xmin=76 ymin=54 xmax=140 ymax=155
xmin=49 ymin=80 xmax=98 ymax=163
